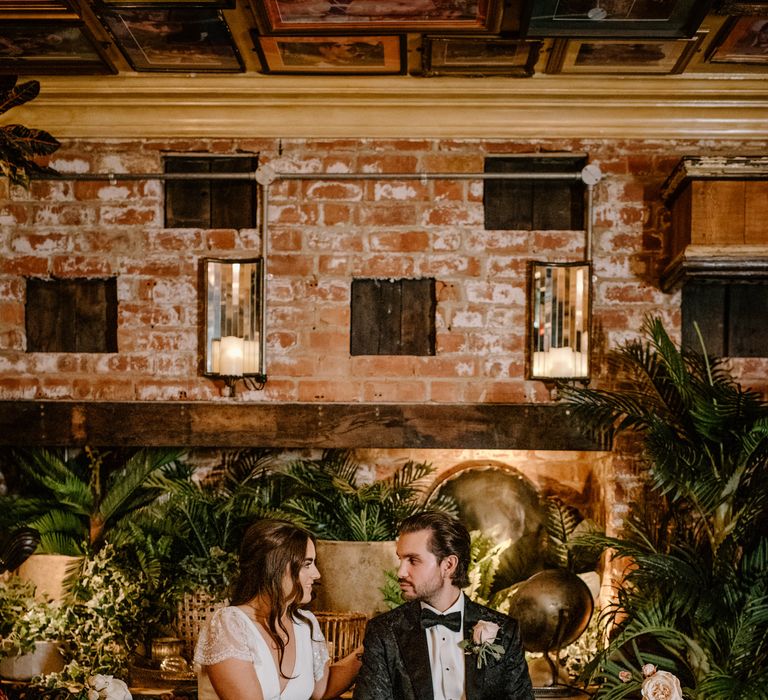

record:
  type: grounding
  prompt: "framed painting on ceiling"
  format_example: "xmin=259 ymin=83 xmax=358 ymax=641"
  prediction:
xmin=715 ymin=1 xmax=768 ymax=15
xmin=421 ymin=35 xmax=541 ymax=76
xmin=253 ymin=0 xmax=502 ymax=33
xmin=707 ymin=15 xmax=768 ymax=64
xmin=253 ymin=33 xmax=406 ymax=74
xmin=546 ymin=32 xmax=705 ymax=73
xmin=0 ymin=0 xmax=79 ymax=19
xmin=97 ymin=7 xmax=244 ymax=71
xmin=522 ymin=0 xmax=712 ymax=38
xmin=0 ymin=21 xmax=115 ymax=74
xmin=96 ymin=0 xmax=234 ymax=6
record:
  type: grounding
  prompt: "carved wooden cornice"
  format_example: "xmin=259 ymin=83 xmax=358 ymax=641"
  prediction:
xmin=661 ymin=155 xmax=768 ymax=203
xmin=8 ymin=74 xmax=768 ymax=140
xmin=660 ymin=246 xmax=768 ymax=292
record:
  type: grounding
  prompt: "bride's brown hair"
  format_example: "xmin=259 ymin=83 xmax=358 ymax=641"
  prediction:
xmin=230 ymin=519 xmax=316 ymax=677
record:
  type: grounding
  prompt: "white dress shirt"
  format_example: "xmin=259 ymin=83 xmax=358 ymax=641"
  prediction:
xmin=421 ymin=595 xmax=466 ymax=700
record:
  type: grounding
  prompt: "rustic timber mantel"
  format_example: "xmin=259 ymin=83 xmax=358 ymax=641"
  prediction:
xmin=0 ymin=401 xmax=607 ymax=450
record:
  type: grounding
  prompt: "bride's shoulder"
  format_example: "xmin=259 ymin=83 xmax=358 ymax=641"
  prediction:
xmin=209 ymin=605 xmax=252 ymax=628
xmin=295 ymin=609 xmax=323 ymax=633
xmin=295 ymin=609 xmax=318 ymax=624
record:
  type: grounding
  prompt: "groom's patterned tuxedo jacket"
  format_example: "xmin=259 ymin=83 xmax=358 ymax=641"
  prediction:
xmin=353 ymin=595 xmax=534 ymax=700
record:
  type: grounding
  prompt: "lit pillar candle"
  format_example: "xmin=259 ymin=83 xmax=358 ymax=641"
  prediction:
xmin=211 ymin=339 xmax=221 ymax=374
xmin=534 ymin=346 xmax=585 ymax=378
xmin=243 ymin=334 xmax=260 ymax=374
xmin=219 ymin=336 xmax=244 ymax=376
xmin=579 ymin=334 xmax=589 ymax=376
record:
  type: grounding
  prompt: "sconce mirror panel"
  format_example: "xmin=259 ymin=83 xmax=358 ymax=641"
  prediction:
xmin=203 ymin=258 xmax=264 ymax=383
xmin=528 ymin=261 xmax=591 ymax=381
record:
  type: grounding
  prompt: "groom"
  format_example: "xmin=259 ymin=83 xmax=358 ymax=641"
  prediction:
xmin=353 ymin=511 xmax=534 ymax=700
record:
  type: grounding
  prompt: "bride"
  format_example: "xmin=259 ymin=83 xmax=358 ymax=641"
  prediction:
xmin=194 ymin=519 xmax=362 ymax=700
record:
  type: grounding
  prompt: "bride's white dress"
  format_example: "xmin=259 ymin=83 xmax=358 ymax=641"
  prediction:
xmin=194 ymin=606 xmax=330 ymax=700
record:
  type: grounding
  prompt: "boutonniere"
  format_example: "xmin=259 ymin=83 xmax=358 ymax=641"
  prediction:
xmin=458 ymin=620 xmax=505 ymax=669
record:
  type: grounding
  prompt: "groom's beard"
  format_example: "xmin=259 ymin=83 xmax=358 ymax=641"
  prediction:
xmin=398 ymin=570 xmax=447 ymax=605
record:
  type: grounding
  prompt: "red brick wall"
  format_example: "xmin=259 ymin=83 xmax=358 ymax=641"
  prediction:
xmin=2 ymin=136 xmax=766 ymax=403
xmin=2 ymin=135 xmax=767 ymax=536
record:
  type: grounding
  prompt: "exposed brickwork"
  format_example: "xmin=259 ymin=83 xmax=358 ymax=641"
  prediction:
xmin=3 ymin=136 xmax=767 ymax=404
xmin=3 ymin=136 xmax=768 ymax=527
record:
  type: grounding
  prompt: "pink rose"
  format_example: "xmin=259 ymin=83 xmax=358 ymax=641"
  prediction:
xmin=472 ymin=620 xmax=500 ymax=645
xmin=641 ymin=663 xmax=657 ymax=678
xmin=641 ymin=670 xmax=683 ymax=700
xmin=619 ymin=671 xmax=632 ymax=683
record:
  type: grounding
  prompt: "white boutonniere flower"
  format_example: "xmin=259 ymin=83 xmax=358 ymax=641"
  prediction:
xmin=458 ymin=620 xmax=505 ymax=669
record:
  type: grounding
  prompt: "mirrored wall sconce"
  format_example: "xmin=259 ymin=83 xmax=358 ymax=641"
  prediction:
xmin=203 ymin=258 xmax=265 ymax=395
xmin=528 ymin=261 xmax=591 ymax=382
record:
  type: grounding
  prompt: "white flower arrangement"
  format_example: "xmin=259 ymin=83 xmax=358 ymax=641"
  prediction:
xmin=458 ymin=620 xmax=505 ymax=669
xmin=619 ymin=663 xmax=684 ymax=700
xmin=86 ymin=674 xmax=132 ymax=700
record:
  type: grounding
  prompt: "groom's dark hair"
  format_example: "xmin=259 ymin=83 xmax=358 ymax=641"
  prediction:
xmin=399 ymin=511 xmax=471 ymax=589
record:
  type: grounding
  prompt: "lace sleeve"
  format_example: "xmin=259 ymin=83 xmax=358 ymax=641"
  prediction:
xmin=306 ymin=611 xmax=330 ymax=681
xmin=193 ymin=607 xmax=259 ymax=667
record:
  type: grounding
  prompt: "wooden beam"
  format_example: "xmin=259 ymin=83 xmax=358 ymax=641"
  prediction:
xmin=0 ymin=401 xmax=607 ymax=450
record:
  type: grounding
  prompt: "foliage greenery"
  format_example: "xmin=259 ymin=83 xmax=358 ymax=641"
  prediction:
xmin=275 ymin=449 xmax=457 ymax=541
xmin=129 ymin=448 xmax=286 ymax=599
xmin=0 ymin=76 xmax=59 ymax=187
xmin=542 ymin=496 xmax=602 ymax=573
xmin=559 ymin=317 xmax=768 ymax=699
xmin=33 ymin=545 xmax=152 ymax=697
xmin=0 ymin=546 xmax=150 ymax=698
xmin=0 ymin=576 xmax=65 ymax=658
xmin=0 ymin=447 xmax=183 ymax=555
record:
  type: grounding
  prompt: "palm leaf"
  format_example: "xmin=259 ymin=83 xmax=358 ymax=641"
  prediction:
xmin=99 ymin=447 xmax=182 ymax=526
xmin=37 ymin=530 xmax=83 ymax=556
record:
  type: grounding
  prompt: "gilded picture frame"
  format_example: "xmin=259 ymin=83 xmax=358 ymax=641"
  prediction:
xmin=546 ymin=32 xmax=705 ymax=74
xmin=523 ymin=0 xmax=711 ymax=38
xmin=707 ymin=15 xmax=768 ymax=63
xmin=254 ymin=0 xmax=501 ymax=34
xmin=0 ymin=21 xmax=115 ymax=74
xmin=0 ymin=0 xmax=79 ymax=19
xmin=97 ymin=7 xmax=244 ymax=72
xmin=253 ymin=33 xmax=406 ymax=75
xmin=421 ymin=35 xmax=541 ymax=76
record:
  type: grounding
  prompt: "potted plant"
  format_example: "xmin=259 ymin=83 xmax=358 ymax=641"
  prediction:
xmin=0 ymin=576 xmax=66 ymax=680
xmin=0 ymin=76 xmax=59 ymax=187
xmin=276 ymin=449 xmax=456 ymax=615
xmin=27 ymin=544 xmax=147 ymax=699
xmin=130 ymin=448 xmax=287 ymax=659
xmin=560 ymin=316 xmax=768 ymax=698
xmin=0 ymin=447 xmax=183 ymax=600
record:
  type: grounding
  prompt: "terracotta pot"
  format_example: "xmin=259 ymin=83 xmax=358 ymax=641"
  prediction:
xmin=16 ymin=554 xmax=83 ymax=601
xmin=313 ymin=540 xmax=398 ymax=617
xmin=0 ymin=641 xmax=65 ymax=681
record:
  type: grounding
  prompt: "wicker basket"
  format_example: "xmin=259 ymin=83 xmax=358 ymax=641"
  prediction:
xmin=175 ymin=595 xmax=367 ymax=664
xmin=314 ymin=611 xmax=368 ymax=663
xmin=175 ymin=590 xmax=229 ymax=661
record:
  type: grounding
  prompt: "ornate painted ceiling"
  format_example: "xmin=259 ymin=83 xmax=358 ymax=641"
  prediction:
xmin=1 ymin=0 xmax=767 ymax=139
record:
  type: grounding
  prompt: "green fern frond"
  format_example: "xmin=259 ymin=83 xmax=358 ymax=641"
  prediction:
xmin=99 ymin=448 xmax=182 ymax=525
xmin=37 ymin=531 xmax=83 ymax=556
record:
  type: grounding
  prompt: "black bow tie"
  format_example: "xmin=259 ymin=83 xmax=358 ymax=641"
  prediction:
xmin=420 ymin=609 xmax=462 ymax=633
